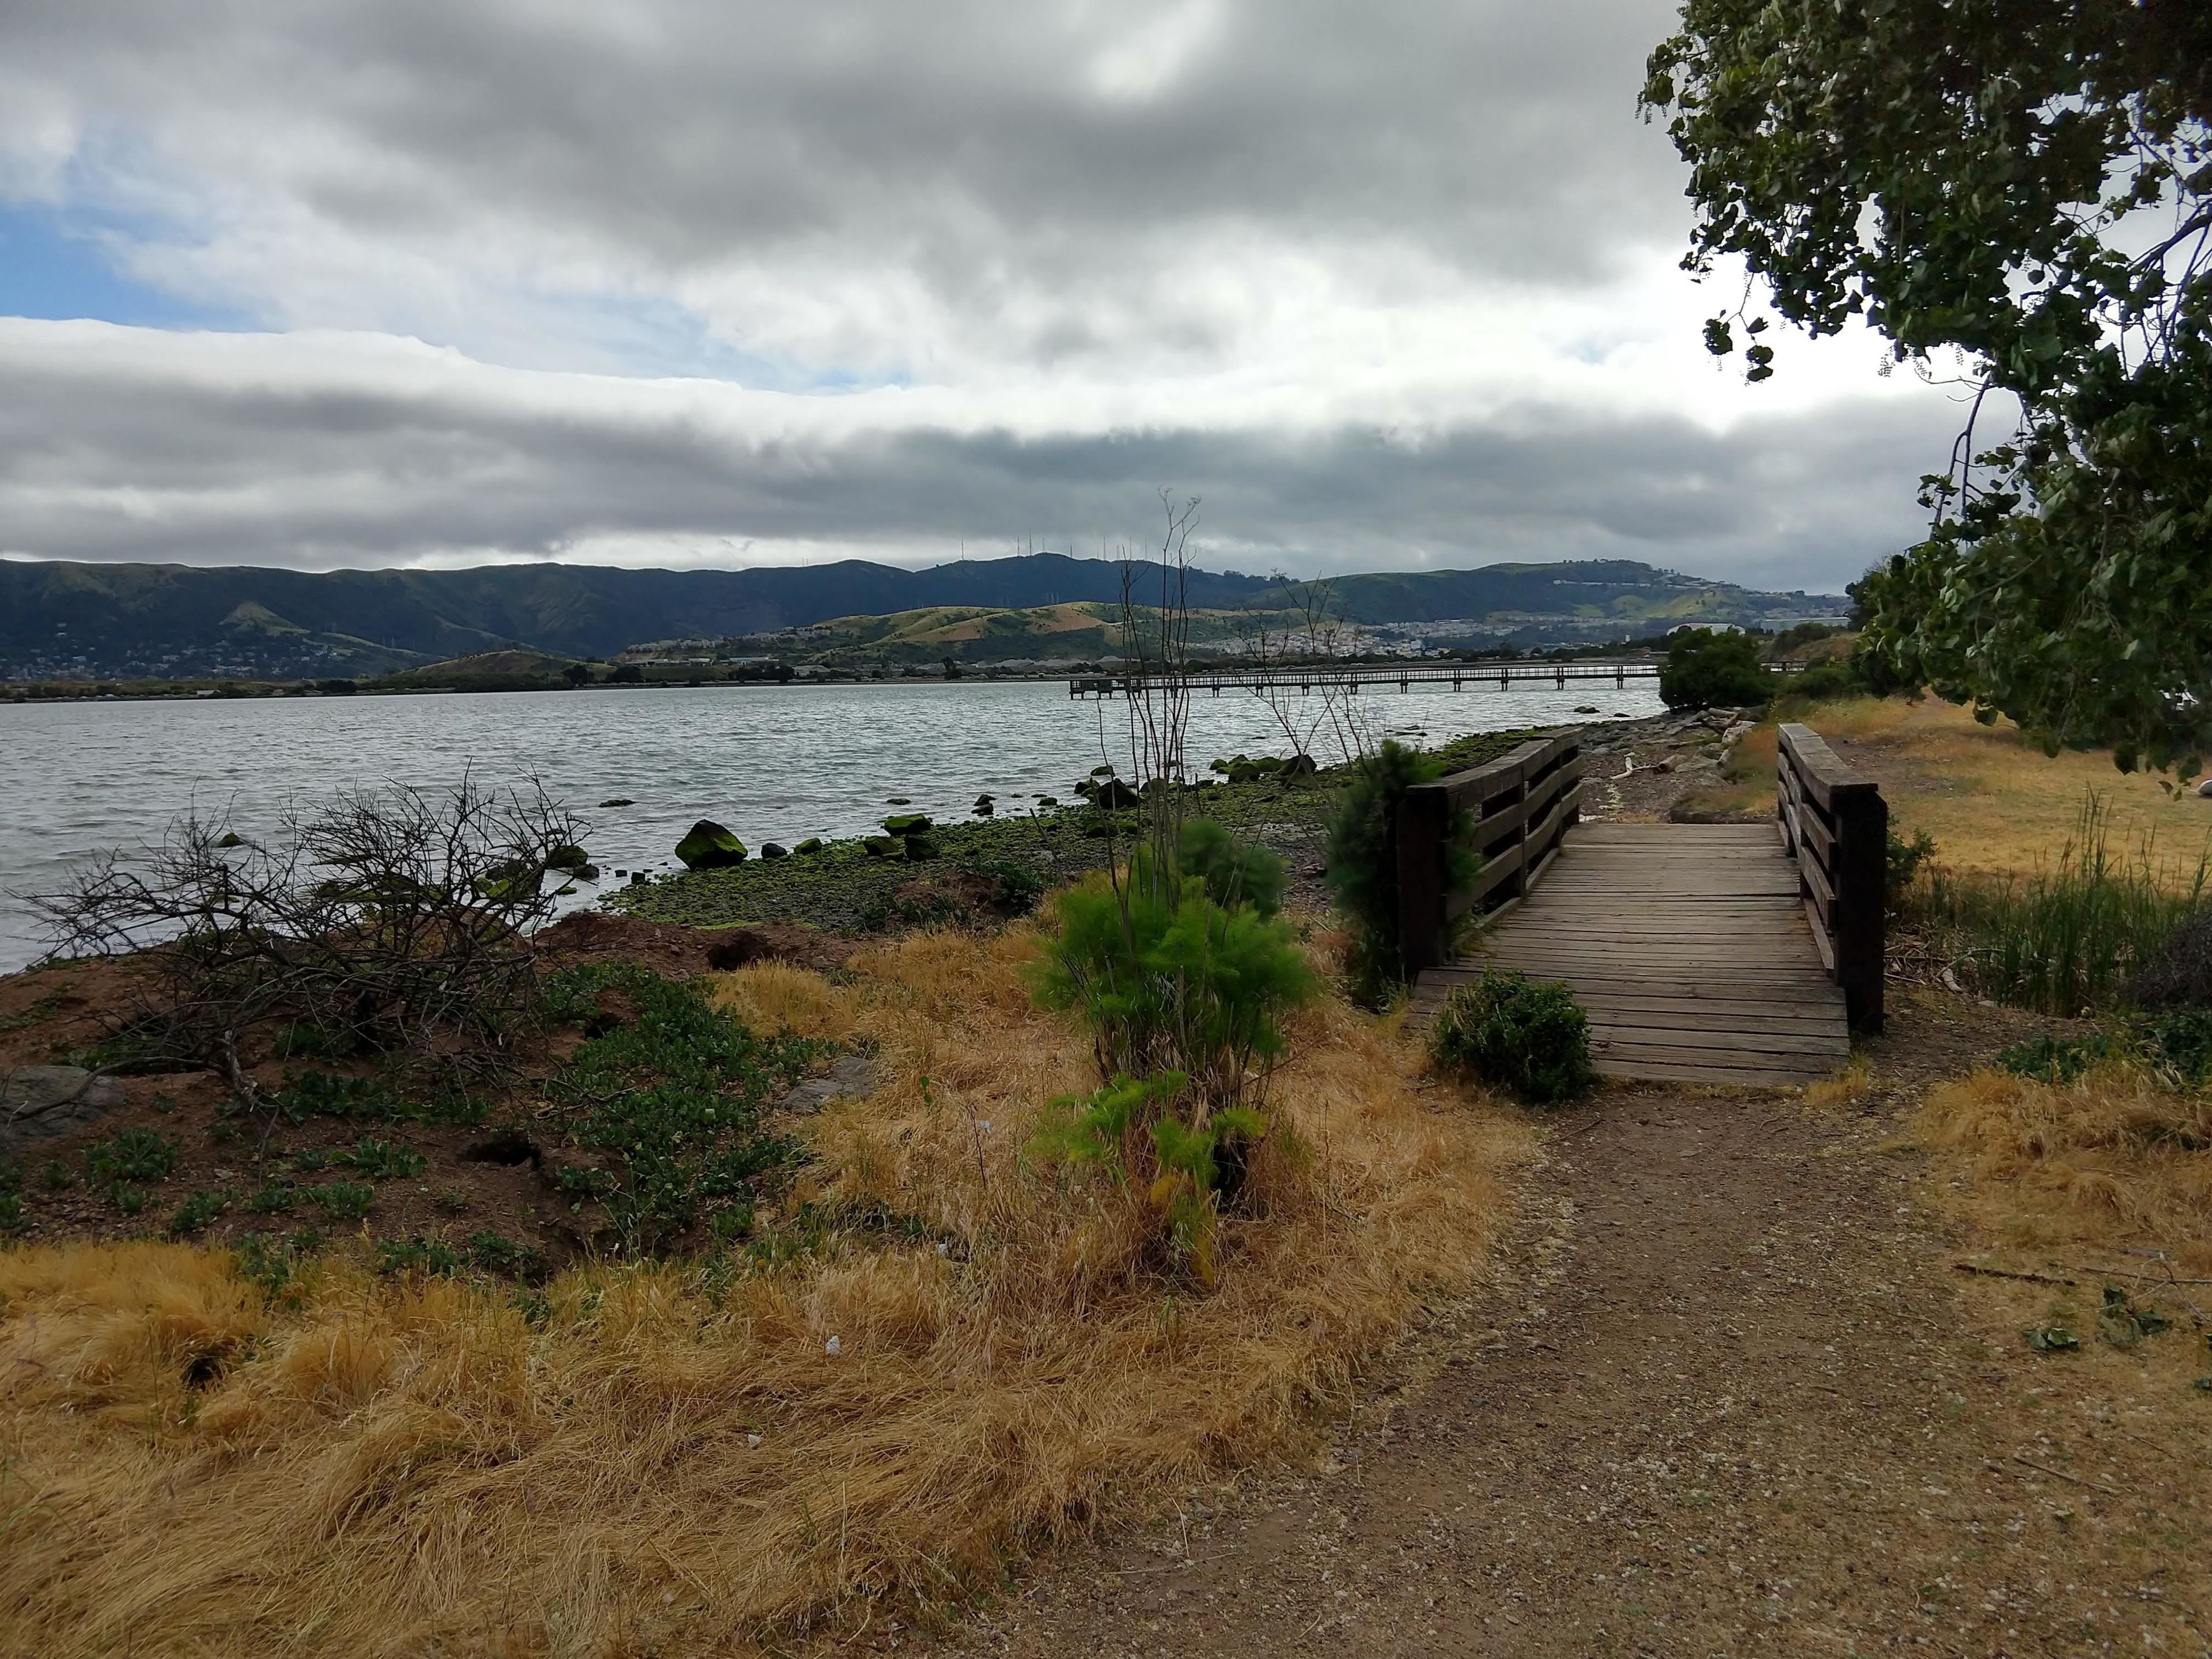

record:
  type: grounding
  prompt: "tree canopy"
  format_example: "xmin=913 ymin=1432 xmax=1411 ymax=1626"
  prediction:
xmin=1644 ymin=0 xmax=2212 ymax=777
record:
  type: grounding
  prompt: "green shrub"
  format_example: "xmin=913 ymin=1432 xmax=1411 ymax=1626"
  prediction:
xmin=334 ymin=1136 xmax=428 ymax=1180
xmin=1658 ymin=628 xmax=1774 ymax=711
xmin=1324 ymin=740 xmax=1478 ymax=1003
xmin=1032 ymin=1071 xmax=1267 ymax=1285
xmin=1177 ymin=817 xmax=1286 ymax=919
xmin=167 ymin=1189 xmax=228 ymax=1238
xmin=1995 ymin=1032 xmax=2116 ymax=1085
xmin=1887 ymin=827 xmax=1938 ymax=908
xmin=306 ymin=1180 xmax=376 ymax=1219
xmin=1785 ymin=657 xmax=1861 ymax=702
xmin=1430 ymin=972 xmax=1596 ymax=1105
xmin=377 ymin=1235 xmax=464 ymax=1277
xmin=2146 ymin=1008 xmax=2212 ymax=1087
xmin=85 ymin=1127 xmax=178 ymax=1184
xmin=1029 ymin=868 xmax=1315 ymax=1109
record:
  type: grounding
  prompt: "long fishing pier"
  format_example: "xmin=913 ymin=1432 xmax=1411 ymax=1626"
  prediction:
xmin=1068 ymin=659 xmax=1803 ymax=697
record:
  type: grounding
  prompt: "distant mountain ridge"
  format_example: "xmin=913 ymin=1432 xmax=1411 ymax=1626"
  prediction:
xmin=0 ymin=555 xmax=1842 ymax=681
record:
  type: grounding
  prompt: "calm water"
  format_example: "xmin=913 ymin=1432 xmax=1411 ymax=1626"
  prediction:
xmin=0 ymin=677 xmax=1662 ymax=972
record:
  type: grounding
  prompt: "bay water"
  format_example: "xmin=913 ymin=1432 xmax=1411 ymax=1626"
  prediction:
xmin=0 ymin=677 xmax=1662 ymax=972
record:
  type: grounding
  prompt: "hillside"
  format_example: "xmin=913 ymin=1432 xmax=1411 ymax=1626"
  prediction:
xmin=0 ymin=554 xmax=1843 ymax=681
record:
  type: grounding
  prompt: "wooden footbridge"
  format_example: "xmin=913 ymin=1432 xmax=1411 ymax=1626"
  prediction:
xmin=1402 ymin=725 xmax=1887 ymax=1087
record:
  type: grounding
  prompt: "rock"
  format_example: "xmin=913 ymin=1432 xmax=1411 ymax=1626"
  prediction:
xmin=887 ymin=797 xmax=912 ymax=805
xmin=548 ymin=843 xmax=590 ymax=871
xmin=904 ymin=834 xmax=941 ymax=862
xmin=881 ymin=813 xmax=933 ymax=836
xmin=793 ymin=837 xmax=825 ymax=855
xmin=597 ymin=797 xmax=636 ymax=808
xmin=972 ymin=793 xmax=995 ymax=817
xmin=2199 ymin=778 xmax=2212 ymax=799
xmin=1722 ymin=721 xmax=1755 ymax=744
xmin=863 ymin=835 xmax=904 ymax=859
xmin=675 ymin=820 xmax=748 ymax=869
xmin=779 ymin=1052 xmax=882 ymax=1116
xmin=1574 ymin=705 xmax=1600 ymax=715
xmin=576 ymin=864 xmax=600 ymax=881
xmin=759 ymin=843 xmax=789 ymax=859
xmin=1282 ymin=753 xmax=1319 ymax=777
xmin=2 ymin=1065 xmax=126 ymax=1149
xmin=215 ymin=830 xmax=246 ymax=849
xmin=1088 ymin=778 xmax=1140 ymax=809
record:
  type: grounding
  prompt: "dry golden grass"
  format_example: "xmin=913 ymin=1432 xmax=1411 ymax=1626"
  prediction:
xmin=1920 ymin=1064 xmax=2212 ymax=1277
xmin=1782 ymin=695 xmax=2212 ymax=885
xmin=0 ymin=925 xmax=1528 ymax=1657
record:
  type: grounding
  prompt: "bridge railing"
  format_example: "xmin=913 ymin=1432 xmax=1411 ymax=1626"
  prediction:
xmin=1395 ymin=729 xmax=1584 ymax=974
xmin=1777 ymin=722 xmax=1887 ymax=1032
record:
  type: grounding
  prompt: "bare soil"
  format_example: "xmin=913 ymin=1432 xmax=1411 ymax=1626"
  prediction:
xmin=0 ymin=915 xmax=856 ymax=1259
xmin=904 ymin=989 xmax=2212 ymax=1659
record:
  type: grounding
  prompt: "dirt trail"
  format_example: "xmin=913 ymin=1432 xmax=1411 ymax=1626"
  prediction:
xmin=917 ymin=1070 xmax=2210 ymax=1657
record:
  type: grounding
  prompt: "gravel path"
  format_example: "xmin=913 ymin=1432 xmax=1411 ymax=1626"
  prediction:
xmin=903 ymin=1050 xmax=2211 ymax=1657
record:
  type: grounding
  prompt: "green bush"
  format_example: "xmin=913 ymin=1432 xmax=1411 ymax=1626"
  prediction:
xmin=1658 ymin=628 xmax=1774 ymax=711
xmin=1031 ymin=865 xmax=1315 ymax=1108
xmin=1429 ymin=971 xmax=1596 ymax=1105
xmin=1887 ymin=827 xmax=1937 ymax=908
xmin=2146 ymin=1008 xmax=2212 ymax=1087
xmin=1787 ymin=657 xmax=1861 ymax=701
xmin=1177 ymin=817 xmax=1286 ymax=918
xmin=85 ymin=1127 xmax=178 ymax=1184
xmin=1324 ymin=740 xmax=1477 ymax=1003
xmin=1995 ymin=1032 xmax=2116 ymax=1085
xmin=167 ymin=1189 xmax=228 ymax=1238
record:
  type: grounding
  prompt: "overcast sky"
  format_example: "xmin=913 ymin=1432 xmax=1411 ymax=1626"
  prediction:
xmin=0 ymin=0 xmax=1975 ymax=591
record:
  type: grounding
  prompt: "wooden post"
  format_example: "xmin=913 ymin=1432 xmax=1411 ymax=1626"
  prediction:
xmin=1396 ymin=781 xmax=1449 ymax=975
xmin=1832 ymin=782 xmax=1887 ymax=1032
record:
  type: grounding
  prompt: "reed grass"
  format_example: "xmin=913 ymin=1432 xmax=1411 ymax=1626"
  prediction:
xmin=1905 ymin=794 xmax=2211 ymax=1016
xmin=0 ymin=926 xmax=1528 ymax=1656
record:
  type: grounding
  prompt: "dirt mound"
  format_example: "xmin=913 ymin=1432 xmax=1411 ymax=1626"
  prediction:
xmin=532 ymin=910 xmax=853 ymax=976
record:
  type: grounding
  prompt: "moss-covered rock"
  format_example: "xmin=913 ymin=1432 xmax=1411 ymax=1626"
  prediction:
xmin=863 ymin=836 xmax=904 ymax=859
xmin=759 ymin=843 xmax=789 ymax=859
xmin=793 ymin=837 xmax=825 ymax=855
xmin=675 ymin=820 xmax=748 ymax=869
xmin=903 ymin=834 xmax=940 ymax=862
xmin=881 ymin=813 xmax=934 ymax=836
xmin=548 ymin=843 xmax=591 ymax=871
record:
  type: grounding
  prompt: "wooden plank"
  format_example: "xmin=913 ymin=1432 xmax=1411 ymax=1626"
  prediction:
xmin=1805 ymin=896 xmax=1838 ymax=974
xmin=1592 ymin=1056 xmax=1836 ymax=1088
xmin=1590 ymin=1024 xmax=1851 ymax=1056
xmin=1592 ymin=1036 xmax=1843 ymax=1073
xmin=1425 ymin=969 xmax=1843 ymax=1001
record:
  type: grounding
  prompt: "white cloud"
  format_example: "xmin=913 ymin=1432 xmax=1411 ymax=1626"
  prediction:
xmin=0 ymin=0 xmax=1976 ymax=588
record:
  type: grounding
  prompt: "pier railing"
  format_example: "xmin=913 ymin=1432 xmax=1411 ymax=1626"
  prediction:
xmin=1776 ymin=722 xmax=1886 ymax=1032
xmin=1071 ymin=658 xmax=1808 ymax=698
xmin=1395 ymin=730 xmax=1584 ymax=974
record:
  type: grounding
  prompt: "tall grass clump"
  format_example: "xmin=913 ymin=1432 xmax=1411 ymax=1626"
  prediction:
xmin=1324 ymin=738 xmax=1478 ymax=1005
xmin=1905 ymin=794 xmax=2211 ymax=1016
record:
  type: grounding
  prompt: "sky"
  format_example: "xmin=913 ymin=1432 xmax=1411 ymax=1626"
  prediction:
xmin=0 ymin=0 xmax=1980 ymax=592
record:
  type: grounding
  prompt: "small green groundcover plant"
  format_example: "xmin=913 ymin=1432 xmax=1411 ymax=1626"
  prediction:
xmin=1429 ymin=971 xmax=1596 ymax=1105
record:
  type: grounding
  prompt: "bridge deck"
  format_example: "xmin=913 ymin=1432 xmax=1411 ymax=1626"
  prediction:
xmin=1408 ymin=823 xmax=1850 ymax=1088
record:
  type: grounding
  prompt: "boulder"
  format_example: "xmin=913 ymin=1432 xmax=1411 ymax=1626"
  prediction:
xmin=903 ymin=834 xmax=941 ymax=862
xmin=1574 ymin=704 xmax=1600 ymax=715
xmin=863 ymin=835 xmax=904 ymax=859
xmin=2199 ymin=778 xmax=2212 ymax=800
xmin=548 ymin=843 xmax=590 ymax=871
xmin=1089 ymin=778 xmax=1140 ymax=810
xmin=760 ymin=842 xmax=790 ymax=859
xmin=597 ymin=797 xmax=636 ymax=808
xmin=2 ymin=1065 xmax=126 ymax=1149
xmin=793 ymin=837 xmax=826 ymax=855
xmin=215 ymin=831 xmax=246 ymax=849
xmin=972 ymin=793 xmax=995 ymax=817
xmin=881 ymin=813 xmax=934 ymax=836
xmin=1282 ymin=752 xmax=1319 ymax=777
xmin=675 ymin=820 xmax=748 ymax=869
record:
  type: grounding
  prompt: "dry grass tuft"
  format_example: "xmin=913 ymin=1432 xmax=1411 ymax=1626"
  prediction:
xmin=1919 ymin=1065 xmax=2212 ymax=1273
xmin=0 ymin=924 xmax=1528 ymax=1656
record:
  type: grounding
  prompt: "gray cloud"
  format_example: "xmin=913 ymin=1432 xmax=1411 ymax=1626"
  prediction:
xmin=0 ymin=0 xmax=1972 ymax=589
xmin=0 ymin=322 xmax=1963 ymax=589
